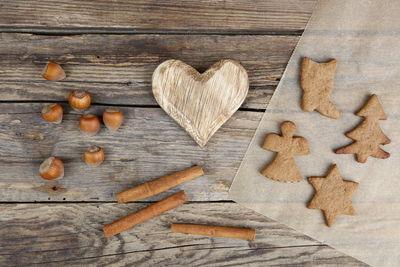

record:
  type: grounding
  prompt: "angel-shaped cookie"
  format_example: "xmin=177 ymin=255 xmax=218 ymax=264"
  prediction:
xmin=261 ymin=121 xmax=310 ymax=182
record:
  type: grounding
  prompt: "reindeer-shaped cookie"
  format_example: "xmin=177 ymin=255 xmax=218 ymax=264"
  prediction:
xmin=261 ymin=121 xmax=310 ymax=182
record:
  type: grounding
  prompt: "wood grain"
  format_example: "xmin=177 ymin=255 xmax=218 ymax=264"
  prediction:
xmin=0 ymin=103 xmax=261 ymax=202
xmin=0 ymin=33 xmax=298 ymax=109
xmin=0 ymin=203 xmax=366 ymax=266
xmin=153 ymin=59 xmax=248 ymax=147
xmin=0 ymin=0 xmax=316 ymax=33
xmin=0 ymin=1 xmax=365 ymax=265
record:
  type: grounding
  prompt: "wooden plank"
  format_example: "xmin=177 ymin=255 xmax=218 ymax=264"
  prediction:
xmin=0 ymin=203 xmax=366 ymax=266
xmin=0 ymin=0 xmax=316 ymax=33
xmin=0 ymin=103 xmax=262 ymax=202
xmin=0 ymin=33 xmax=297 ymax=109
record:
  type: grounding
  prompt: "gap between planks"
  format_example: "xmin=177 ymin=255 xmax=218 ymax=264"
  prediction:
xmin=0 ymin=200 xmax=235 ymax=204
xmin=0 ymin=100 xmax=268 ymax=113
xmin=0 ymin=27 xmax=304 ymax=36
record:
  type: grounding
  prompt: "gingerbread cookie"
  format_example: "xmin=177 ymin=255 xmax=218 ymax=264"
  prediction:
xmin=300 ymin=57 xmax=340 ymax=119
xmin=307 ymin=164 xmax=358 ymax=227
xmin=261 ymin=121 xmax=310 ymax=182
xmin=336 ymin=94 xmax=390 ymax=163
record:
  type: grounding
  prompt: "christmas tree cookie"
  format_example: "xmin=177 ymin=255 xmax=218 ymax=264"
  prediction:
xmin=336 ymin=94 xmax=390 ymax=163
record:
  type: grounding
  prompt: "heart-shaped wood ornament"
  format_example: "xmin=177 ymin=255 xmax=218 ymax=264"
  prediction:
xmin=152 ymin=59 xmax=249 ymax=147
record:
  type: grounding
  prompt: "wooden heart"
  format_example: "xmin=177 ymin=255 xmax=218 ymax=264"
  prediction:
xmin=152 ymin=59 xmax=249 ymax=147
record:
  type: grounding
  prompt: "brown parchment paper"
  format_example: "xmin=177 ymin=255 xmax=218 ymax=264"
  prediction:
xmin=229 ymin=0 xmax=400 ymax=266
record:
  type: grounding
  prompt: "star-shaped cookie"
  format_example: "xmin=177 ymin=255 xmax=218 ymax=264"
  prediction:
xmin=307 ymin=164 xmax=358 ymax=227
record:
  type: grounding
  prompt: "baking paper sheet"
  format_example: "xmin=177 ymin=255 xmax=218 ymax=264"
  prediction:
xmin=229 ymin=0 xmax=400 ymax=266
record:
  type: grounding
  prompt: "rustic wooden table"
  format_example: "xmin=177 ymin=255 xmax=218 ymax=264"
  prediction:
xmin=0 ymin=1 xmax=367 ymax=266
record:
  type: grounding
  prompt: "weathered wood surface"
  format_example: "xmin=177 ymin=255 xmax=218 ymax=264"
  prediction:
xmin=0 ymin=203 xmax=366 ymax=266
xmin=0 ymin=1 xmax=365 ymax=265
xmin=0 ymin=103 xmax=262 ymax=202
xmin=0 ymin=0 xmax=316 ymax=33
xmin=0 ymin=33 xmax=298 ymax=109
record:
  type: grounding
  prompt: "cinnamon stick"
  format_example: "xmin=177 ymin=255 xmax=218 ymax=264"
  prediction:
xmin=103 ymin=191 xmax=188 ymax=237
xmin=116 ymin=166 xmax=204 ymax=203
xmin=171 ymin=224 xmax=256 ymax=240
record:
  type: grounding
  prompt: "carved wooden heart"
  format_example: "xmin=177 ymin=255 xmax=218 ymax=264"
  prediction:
xmin=152 ymin=59 xmax=249 ymax=147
